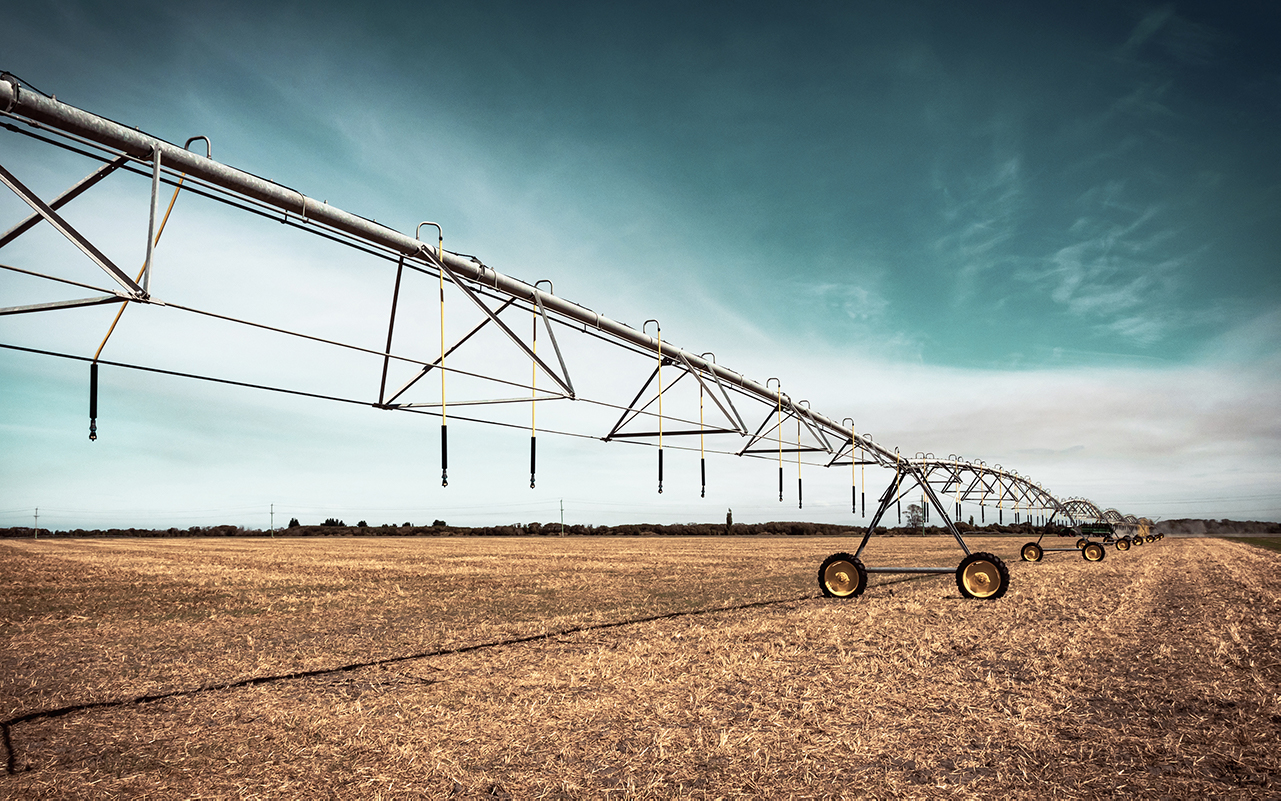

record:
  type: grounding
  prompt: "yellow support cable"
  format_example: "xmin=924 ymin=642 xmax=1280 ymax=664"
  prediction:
xmin=93 ymin=174 xmax=186 ymax=361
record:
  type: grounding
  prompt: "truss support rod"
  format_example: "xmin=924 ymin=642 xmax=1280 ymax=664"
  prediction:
xmin=797 ymin=405 xmax=833 ymax=454
xmin=738 ymin=404 xmax=784 ymax=457
xmin=608 ymin=427 xmax=739 ymax=439
xmin=436 ymin=258 xmax=575 ymax=399
xmin=0 ymin=295 xmax=126 ymax=316
xmin=677 ymin=353 xmax=745 ymax=437
xmin=702 ymin=359 xmax=747 ymax=434
xmin=395 ymin=395 xmax=564 ymax=409
xmin=916 ymin=468 xmax=970 ymax=555
xmin=0 ymin=154 xmax=129 ymax=249
xmin=142 ymin=147 xmax=161 ymax=294
xmin=382 ymin=297 xmax=518 ymax=406
xmin=854 ymin=467 xmax=903 ymax=559
xmin=0 ymin=80 xmax=898 ymax=463
xmin=0 ymin=161 xmax=143 ymax=296
xmin=847 ymin=463 xmax=971 ymax=559
xmin=533 ymin=291 xmax=574 ymax=399
xmin=740 ymin=447 xmax=828 ymax=455
xmin=603 ymin=366 xmax=690 ymax=441
xmin=826 ymin=439 xmax=853 ymax=468
xmin=377 ymin=256 xmax=405 ymax=406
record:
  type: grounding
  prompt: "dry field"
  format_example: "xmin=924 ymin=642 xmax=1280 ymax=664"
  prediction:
xmin=1 ymin=534 xmax=1278 ymax=798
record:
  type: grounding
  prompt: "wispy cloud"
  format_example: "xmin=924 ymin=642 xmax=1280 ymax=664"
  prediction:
xmin=796 ymin=281 xmax=890 ymax=322
xmin=1021 ymin=180 xmax=1184 ymax=345
xmin=1121 ymin=6 xmax=1176 ymax=53
xmin=1108 ymin=81 xmax=1177 ymax=119
xmin=1121 ymin=5 xmax=1228 ymax=67
xmin=932 ymin=151 xmax=1026 ymax=303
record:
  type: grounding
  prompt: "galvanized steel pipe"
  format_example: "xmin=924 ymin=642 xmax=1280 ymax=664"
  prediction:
xmin=1 ymin=77 xmax=1112 ymax=521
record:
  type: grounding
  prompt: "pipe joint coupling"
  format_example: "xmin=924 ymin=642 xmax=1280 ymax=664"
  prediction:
xmin=0 ymin=73 xmax=18 ymax=114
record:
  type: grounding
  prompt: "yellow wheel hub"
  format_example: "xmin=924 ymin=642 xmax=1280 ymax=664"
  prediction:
xmin=961 ymin=560 xmax=999 ymax=598
xmin=823 ymin=561 xmax=858 ymax=597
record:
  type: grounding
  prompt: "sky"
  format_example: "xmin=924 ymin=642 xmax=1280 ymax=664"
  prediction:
xmin=1 ymin=0 xmax=1279 ymax=530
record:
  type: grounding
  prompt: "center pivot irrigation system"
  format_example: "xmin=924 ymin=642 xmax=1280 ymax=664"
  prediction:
xmin=0 ymin=73 xmax=1154 ymax=600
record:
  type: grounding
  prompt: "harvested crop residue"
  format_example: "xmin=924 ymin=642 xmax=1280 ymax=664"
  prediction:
xmin=2 ymin=536 xmax=1277 ymax=797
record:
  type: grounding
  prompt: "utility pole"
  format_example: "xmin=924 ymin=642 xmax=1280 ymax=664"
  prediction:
xmin=559 ymin=499 xmax=564 ymax=536
xmin=270 ymin=503 xmax=275 ymax=536
xmin=33 ymin=507 xmax=38 ymax=539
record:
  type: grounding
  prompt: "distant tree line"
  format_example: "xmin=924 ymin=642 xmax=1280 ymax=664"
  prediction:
xmin=3 ymin=517 xmax=1277 ymax=539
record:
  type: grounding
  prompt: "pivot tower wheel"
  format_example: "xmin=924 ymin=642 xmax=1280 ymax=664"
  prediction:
xmin=956 ymin=552 xmax=1010 ymax=600
xmin=1082 ymin=542 xmax=1106 ymax=562
xmin=1076 ymin=538 xmax=1089 ymax=549
xmin=819 ymin=552 xmax=867 ymax=599
xmin=1116 ymin=537 xmax=1131 ymax=551
xmin=1020 ymin=542 xmax=1044 ymax=562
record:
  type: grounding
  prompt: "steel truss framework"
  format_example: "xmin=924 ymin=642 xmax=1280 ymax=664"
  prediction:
xmin=0 ymin=74 xmax=1150 ymax=597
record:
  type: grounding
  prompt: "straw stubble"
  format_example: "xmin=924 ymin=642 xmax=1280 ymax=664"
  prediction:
xmin=1 ymin=535 xmax=1277 ymax=797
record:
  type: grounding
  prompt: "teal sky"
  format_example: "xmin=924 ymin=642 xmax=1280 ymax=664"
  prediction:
xmin=2 ymin=1 xmax=1280 ymax=528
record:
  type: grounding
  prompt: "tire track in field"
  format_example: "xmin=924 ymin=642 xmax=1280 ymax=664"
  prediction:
xmin=1110 ymin=540 xmax=1279 ymax=792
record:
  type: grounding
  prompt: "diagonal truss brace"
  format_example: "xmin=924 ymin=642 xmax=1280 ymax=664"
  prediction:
xmin=0 ymin=295 xmax=126 ymax=316
xmin=796 ymin=405 xmax=834 ymax=454
xmin=436 ymin=256 xmax=575 ymax=399
xmin=852 ymin=462 xmax=970 ymax=560
xmin=677 ymin=353 xmax=747 ymax=435
xmin=600 ymin=358 xmax=747 ymax=440
xmin=0 ymin=154 xmax=130 ymax=249
xmin=532 ymin=290 xmax=575 ymax=399
xmin=0 ymin=160 xmax=144 ymax=297
xmin=737 ymin=402 xmax=830 ymax=456
xmin=604 ymin=363 xmax=687 ymax=441
xmin=737 ymin=403 xmax=782 ymax=456
xmin=382 ymin=296 xmax=522 ymax=407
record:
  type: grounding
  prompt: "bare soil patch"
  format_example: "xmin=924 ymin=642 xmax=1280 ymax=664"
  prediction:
xmin=2 ymin=535 xmax=1278 ymax=798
